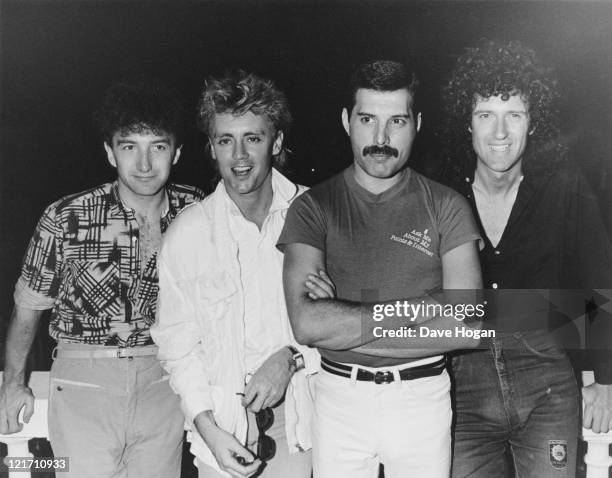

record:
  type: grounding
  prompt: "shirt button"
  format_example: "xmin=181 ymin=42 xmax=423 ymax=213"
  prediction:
xmin=492 ymin=282 xmax=498 ymax=289
xmin=494 ymin=250 xmax=500 ymax=255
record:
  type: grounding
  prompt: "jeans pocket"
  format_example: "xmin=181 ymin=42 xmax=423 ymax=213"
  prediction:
xmin=518 ymin=332 xmax=567 ymax=360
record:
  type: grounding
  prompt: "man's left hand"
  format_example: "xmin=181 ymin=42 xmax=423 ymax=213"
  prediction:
xmin=582 ymin=382 xmax=612 ymax=433
xmin=242 ymin=348 xmax=294 ymax=412
xmin=305 ymin=270 xmax=336 ymax=300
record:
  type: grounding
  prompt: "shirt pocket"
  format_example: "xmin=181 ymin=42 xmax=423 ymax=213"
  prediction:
xmin=195 ymin=271 xmax=238 ymax=320
xmin=69 ymin=259 xmax=121 ymax=316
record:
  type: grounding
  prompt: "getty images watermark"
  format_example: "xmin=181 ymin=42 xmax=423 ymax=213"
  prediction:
xmin=370 ymin=300 xmax=495 ymax=340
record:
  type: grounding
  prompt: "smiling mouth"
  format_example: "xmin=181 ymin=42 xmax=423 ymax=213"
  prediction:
xmin=490 ymin=144 xmax=511 ymax=152
xmin=231 ymin=166 xmax=253 ymax=176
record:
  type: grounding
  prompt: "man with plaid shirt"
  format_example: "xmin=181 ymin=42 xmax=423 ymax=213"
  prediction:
xmin=0 ymin=80 xmax=204 ymax=477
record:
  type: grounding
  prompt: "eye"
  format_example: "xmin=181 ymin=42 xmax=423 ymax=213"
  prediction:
xmin=152 ymin=144 xmax=168 ymax=152
xmin=360 ymin=116 xmax=374 ymax=124
xmin=478 ymin=113 xmax=491 ymax=119
xmin=246 ymin=136 xmax=262 ymax=143
xmin=120 ymin=144 xmax=135 ymax=151
xmin=216 ymin=138 xmax=231 ymax=146
xmin=391 ymin=118 xmax=407 ymax=126
xmin=508 ymin=113 xmax=524 ymax=121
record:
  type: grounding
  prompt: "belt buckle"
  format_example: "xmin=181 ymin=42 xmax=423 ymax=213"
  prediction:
xmin=116 ymin=347 xmax=133 ymax=359
xmin=374 ymin=370 xmax=394 ymax=384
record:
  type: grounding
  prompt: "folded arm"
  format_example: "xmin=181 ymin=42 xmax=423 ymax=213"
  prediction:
xmin=283 ymin=241 xmax=483 ymax=356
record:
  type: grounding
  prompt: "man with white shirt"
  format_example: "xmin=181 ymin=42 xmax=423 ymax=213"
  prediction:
xmin=151 ymin=71 xmax=317 ymax=478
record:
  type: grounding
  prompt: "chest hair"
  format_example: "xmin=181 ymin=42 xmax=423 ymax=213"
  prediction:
xmin=135 ymin=212 xmax=162 ymax=268
xmin=473 ymin=190 xmax=518 ymax=248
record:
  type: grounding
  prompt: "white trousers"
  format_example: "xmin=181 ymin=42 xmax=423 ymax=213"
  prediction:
xmin=312 ymin=366 xmax=452 ymax=478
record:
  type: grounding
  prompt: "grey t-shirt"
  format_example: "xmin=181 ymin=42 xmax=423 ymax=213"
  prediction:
xmin=278 ymin=166 xmax=481 ymax=366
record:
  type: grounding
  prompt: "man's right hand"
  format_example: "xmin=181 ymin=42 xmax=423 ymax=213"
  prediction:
xmin=0 ymin=382 xmax=35 ymax=434
xmin=194 ymin=411 xmax=261 ymax=478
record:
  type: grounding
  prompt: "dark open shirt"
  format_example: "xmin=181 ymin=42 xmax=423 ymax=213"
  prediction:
xmin=14 ymin=182 xmax=205 ymax=347
xmin=456 ymin=165 xmax=612 ymax=383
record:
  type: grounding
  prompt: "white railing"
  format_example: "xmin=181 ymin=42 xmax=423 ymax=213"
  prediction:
xmin=0 ymin=372 xmax=49 ymax=478
xmin=582 ymin=371 xmax=612 ymax=478
xmin=1 ymin=371 xmax=611 ymax=477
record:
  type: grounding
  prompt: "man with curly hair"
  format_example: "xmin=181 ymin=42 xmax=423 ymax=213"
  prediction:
xmin=0 ymin=79 xmax=204 ymax=477
xmin=440 ymin=39 xmax=612 ymax=477
xmin=151 ymin=71 xmax=317 ymax=478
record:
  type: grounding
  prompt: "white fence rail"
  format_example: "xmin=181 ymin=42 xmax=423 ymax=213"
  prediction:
xmin=1 ymin=371 xmax=611 ymax=477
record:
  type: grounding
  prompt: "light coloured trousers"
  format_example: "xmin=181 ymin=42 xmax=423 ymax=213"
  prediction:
xmin=48 ymin=343 xmax=184 ymax=478
xmin=313 ymin=367 xmax=452 ymax=478
xmin=196 ymin=402 xmax=312 ymax=478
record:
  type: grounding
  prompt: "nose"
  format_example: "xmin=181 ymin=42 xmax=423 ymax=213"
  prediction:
xmin=375 ymin=123 xmax=389 ymax=145
xmin=494 ymin=117 xmax=508 ymax=139
xmin=137 ymin=149 xmax=152 ymax=172
xmin=234 ymin=140 xmax=248 ymax=160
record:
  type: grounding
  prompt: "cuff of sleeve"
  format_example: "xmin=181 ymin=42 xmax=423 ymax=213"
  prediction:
xmin=440 ymin=234 xmax=483 ymax=256
xmin=182 ymin=389 xmax=215 ymax=426
xmin=594 ymin=362 xmax=612 ymax=385
xmin=14 ymin=278 xmax=55 ymax=310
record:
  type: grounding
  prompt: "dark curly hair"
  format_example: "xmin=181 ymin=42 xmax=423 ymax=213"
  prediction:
xmin=438 ymin=39 xmax=566 ymax=187
xmin=345 ymin=60 xmax=420 ymax=116
xmin=196 ymin=70 xmax=292 ymax=172
xmin=95 ymin=79 xmax=185 ymax=146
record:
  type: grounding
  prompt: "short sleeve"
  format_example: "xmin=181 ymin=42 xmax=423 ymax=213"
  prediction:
xmin=437 ymin=190 xmax=482 ymax=256
xmin=13 ymin=202 xmax=63 ymax=309
xmin=277 ymin=192 xmax=327 ymax=253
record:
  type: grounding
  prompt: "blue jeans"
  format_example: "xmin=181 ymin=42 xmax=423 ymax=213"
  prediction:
xmin=450 ymin=331 xmax=579 ymax=478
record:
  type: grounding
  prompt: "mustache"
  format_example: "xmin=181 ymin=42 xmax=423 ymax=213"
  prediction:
xmin=362 ymin=145 xmax=399 ymax=157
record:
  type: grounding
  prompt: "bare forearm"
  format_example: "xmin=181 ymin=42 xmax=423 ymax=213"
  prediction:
xmin=194 ymin=410 xmax=217 ymax=438
xmin=3 ymin=306 xmax=43 ymax=385
xmin=294 ymin=290 xmax=482 ymax=351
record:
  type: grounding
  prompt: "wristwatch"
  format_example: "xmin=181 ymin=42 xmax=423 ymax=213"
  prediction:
xmin=287 ymin=345 xmax=305 ymax=372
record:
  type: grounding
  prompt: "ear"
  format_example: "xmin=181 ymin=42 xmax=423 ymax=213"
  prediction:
xmin=104 ymin=142 xmax=117 ymax=168
xmin=272 ymin=131 xmax=284 ymax=156
xmin=468 ymin=126 xmax=472 ymax=133
xmin=208 ymin=138 xmax=217 ymax=160
xmin=172 ymin=146 xmax=182 ymax=165
xmin=341 ymin=108 xmax=350 ymax=135
xmin=415 ymin=112 xmax=422 ymax=133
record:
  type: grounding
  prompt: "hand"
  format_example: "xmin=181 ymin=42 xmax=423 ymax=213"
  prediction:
xmin=582 ymin=382 xmax=612 ymax=433
xmin=243 ymin=348 xmax=293 ymax=412
xmin=0 ymin=382 xmax=35 ymax=434
xmin=305 ymin=270 xmax=336 ymax=300
xmin=195 ymin=412 xmax=261 ymax=478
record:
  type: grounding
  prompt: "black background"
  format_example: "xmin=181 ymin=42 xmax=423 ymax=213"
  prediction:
xmin=1 ymin=0 xmax=612 ymax=360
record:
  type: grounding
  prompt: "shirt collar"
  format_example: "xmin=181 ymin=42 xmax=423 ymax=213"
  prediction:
xmin=109 ymin=181 xmax=172 ymax=219
xmin=218 ymin=168 xmax=299 ymax=217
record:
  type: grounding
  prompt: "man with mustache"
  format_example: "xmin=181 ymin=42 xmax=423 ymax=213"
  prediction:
xmin=278 ymin=60 xmax=483 ymax=477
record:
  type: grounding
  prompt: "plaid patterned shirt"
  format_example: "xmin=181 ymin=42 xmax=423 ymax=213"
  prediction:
xmin=14 ymin=182 xmax=205 ymax=347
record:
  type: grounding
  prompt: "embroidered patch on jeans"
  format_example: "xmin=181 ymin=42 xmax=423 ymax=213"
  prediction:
xmin=549 ymin=440 xmax=568 ymax=469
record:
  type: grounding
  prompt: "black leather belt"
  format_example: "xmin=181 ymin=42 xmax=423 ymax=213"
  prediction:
xmin=321 ymin=356 xmax=445 ymax=384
